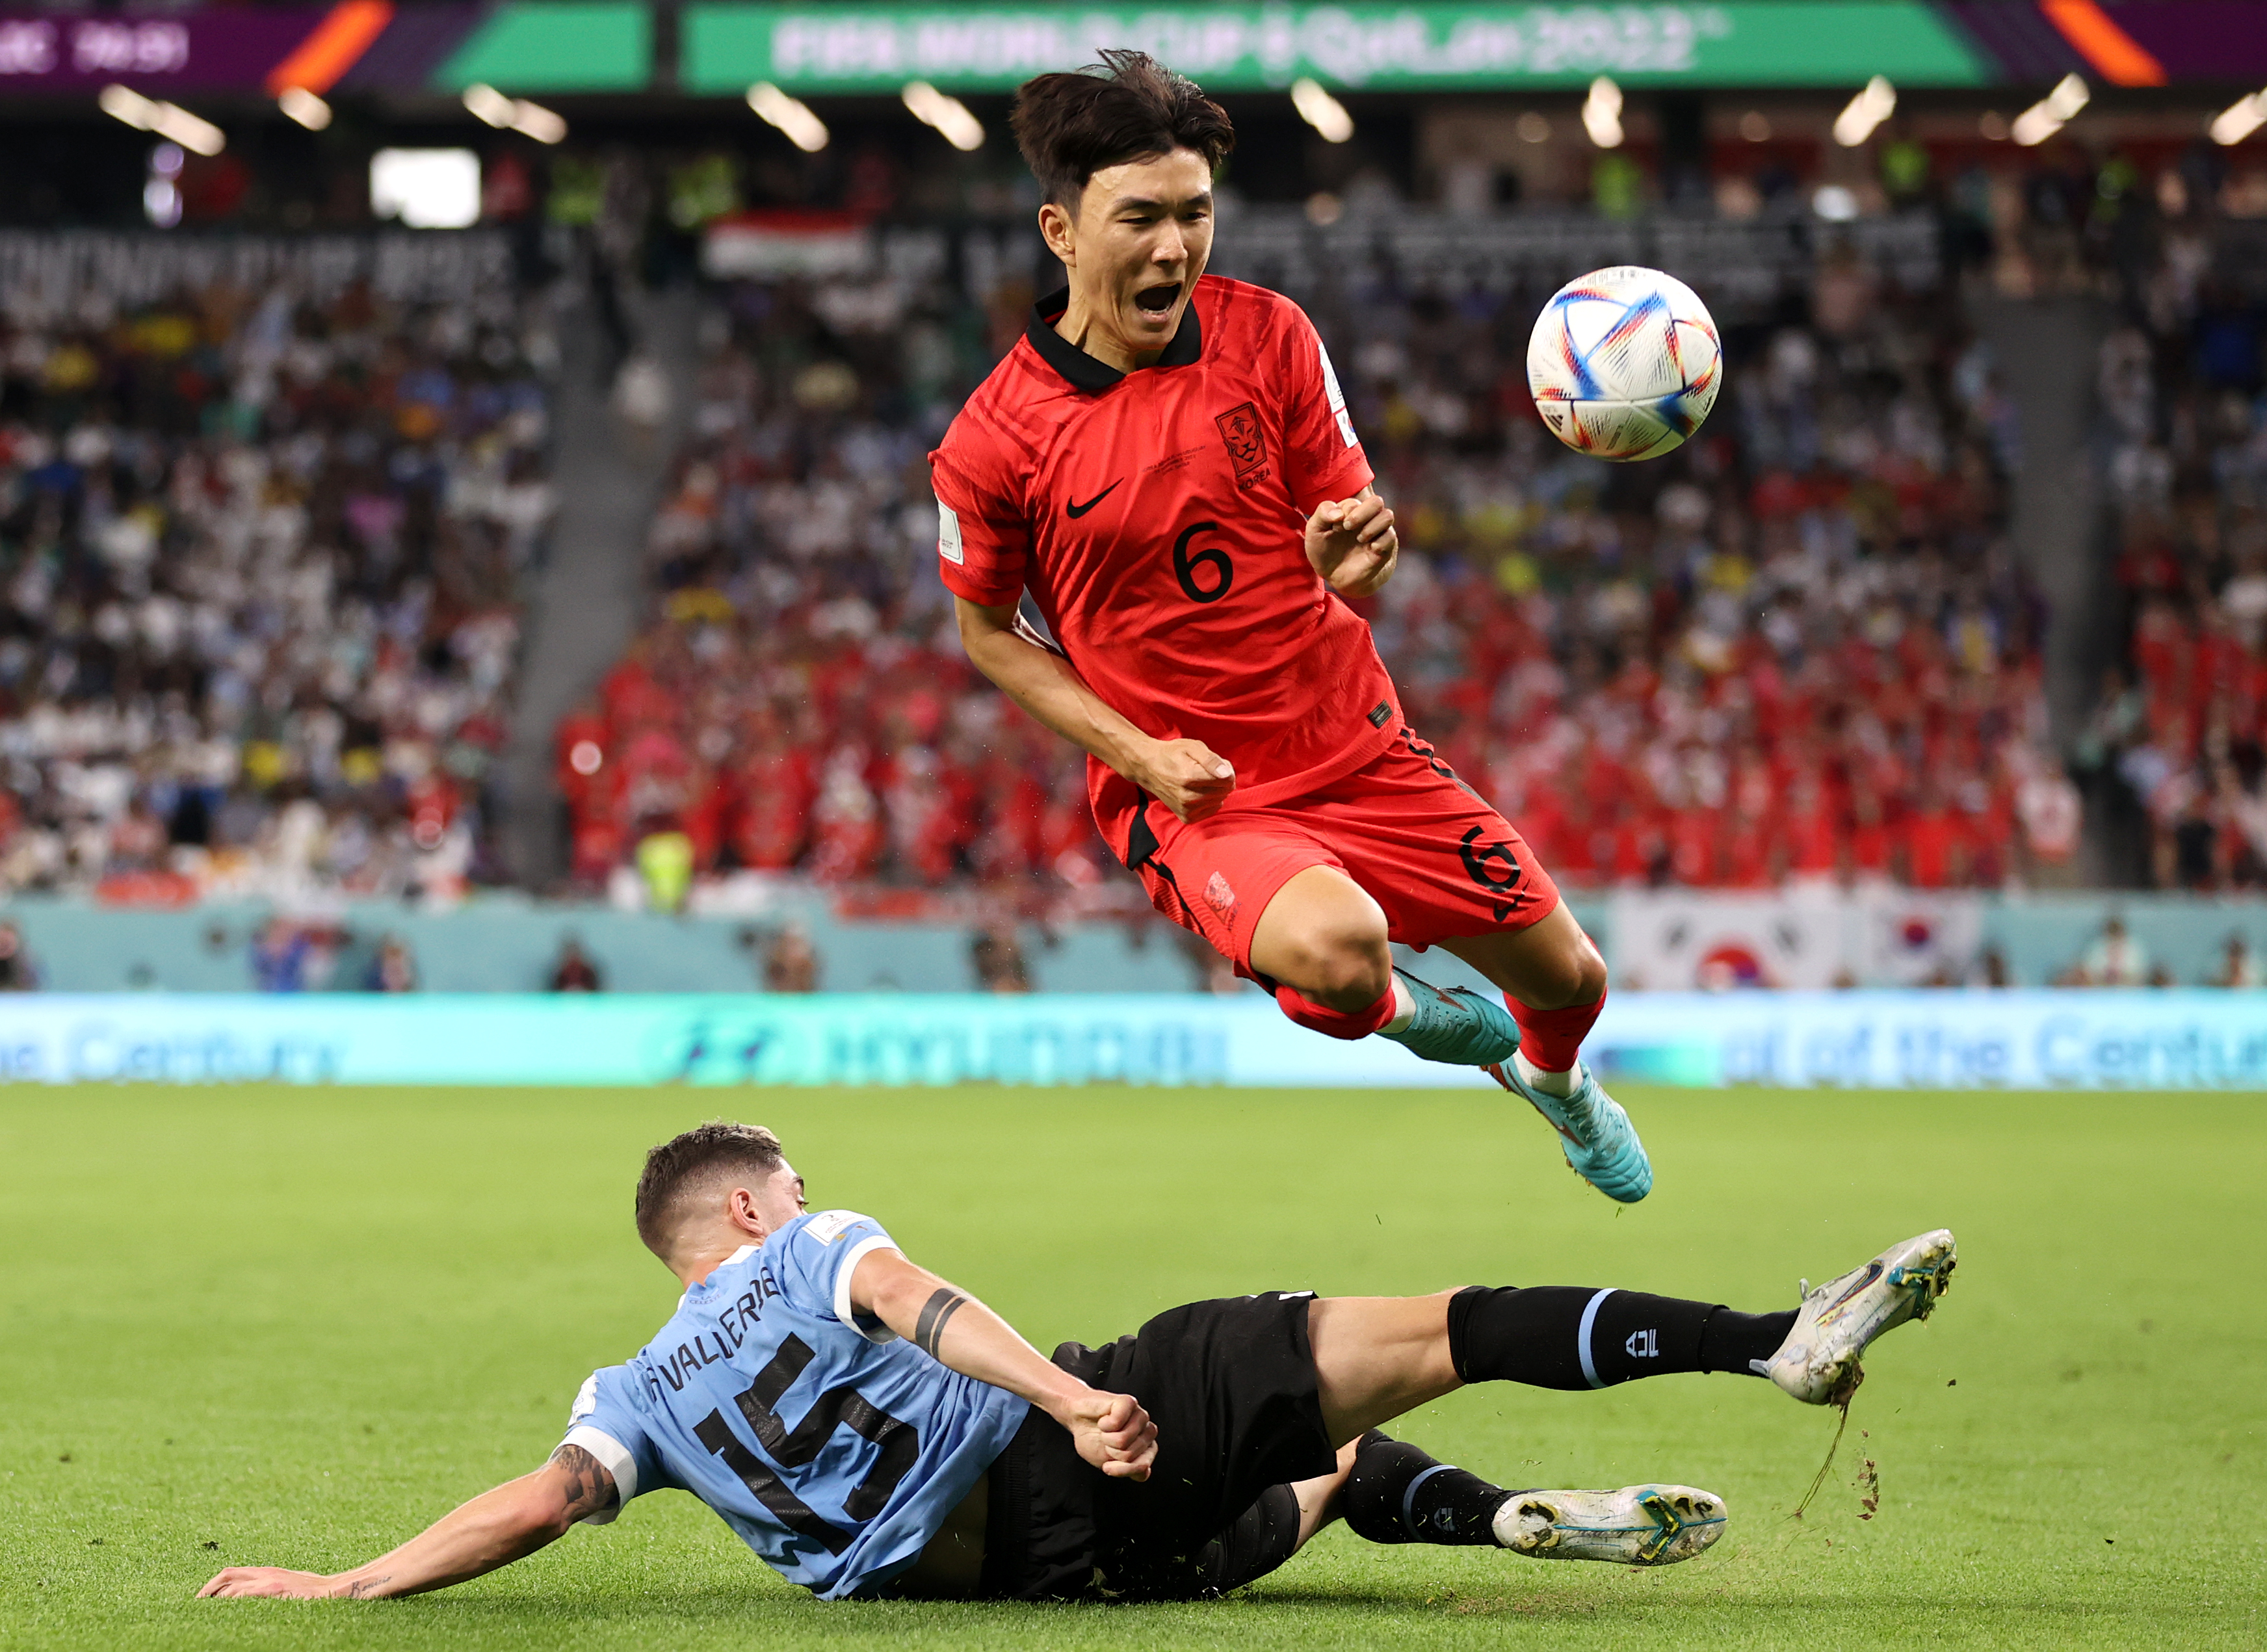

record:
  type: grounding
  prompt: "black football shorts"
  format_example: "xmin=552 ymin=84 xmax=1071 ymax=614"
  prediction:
xmin=980 ymin=1290 xmax=1337 ymax=1601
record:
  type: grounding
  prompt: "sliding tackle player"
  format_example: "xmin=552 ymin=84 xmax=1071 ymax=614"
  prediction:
xmin=202 ymin=1123 xmax=1957 ymax=1605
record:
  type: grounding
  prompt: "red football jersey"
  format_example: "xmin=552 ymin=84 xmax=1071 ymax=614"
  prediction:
xmin=930 ymin=274 xmax=1396 ymax=865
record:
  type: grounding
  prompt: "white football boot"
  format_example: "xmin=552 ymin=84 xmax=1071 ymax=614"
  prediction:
xmin=1762 ymin=1229 xmax=1958 ymax=1404
xmin=1493 ymin=1485 xmax=1726 ymax=1566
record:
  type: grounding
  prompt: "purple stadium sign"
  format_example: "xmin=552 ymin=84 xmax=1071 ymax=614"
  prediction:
xmin=0 ymin=8 xmax=326 ymax=92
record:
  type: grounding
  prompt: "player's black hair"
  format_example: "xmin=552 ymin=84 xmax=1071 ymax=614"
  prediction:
xmin=1010 ymin=48 xmax=1235 ymax=211
xmin=635 ymin=1120 xmax=785 ymax=1257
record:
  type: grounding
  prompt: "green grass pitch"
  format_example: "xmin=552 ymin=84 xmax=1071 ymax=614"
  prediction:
xmin=3 ymin=1082 xmax=2263 ymax=1649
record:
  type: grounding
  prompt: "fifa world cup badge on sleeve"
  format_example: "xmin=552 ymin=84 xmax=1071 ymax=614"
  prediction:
xmin=936 ymin=501 xmax=963 ymax=564
xmin=1319 ymin=341 xmax=1357 ymax=447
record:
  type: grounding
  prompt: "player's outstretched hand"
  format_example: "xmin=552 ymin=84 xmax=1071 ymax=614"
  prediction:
xmin=1059 ymin=1387 xmax=1157 ymax=1482
xmin=1305 ymin=487 xmax=1398 ymax=599
xmin=1132 ymin=737 xmax=1236 ymax=824
xmin=199 ymin=1566 xmax=347 ymax=1599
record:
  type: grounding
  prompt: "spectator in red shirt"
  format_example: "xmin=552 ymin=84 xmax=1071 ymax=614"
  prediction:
xmin=1900 ymin=786 xmax=1969 ymax=889
xmin=1844 ymin=787 xmax=1894 ymax=885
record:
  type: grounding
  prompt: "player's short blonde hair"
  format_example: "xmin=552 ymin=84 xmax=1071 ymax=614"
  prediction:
xmin=635 ymin=1121 xmax=785 ymax=1256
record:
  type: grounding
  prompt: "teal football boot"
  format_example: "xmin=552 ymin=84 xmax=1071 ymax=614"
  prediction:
xmin=1487 ymin=1058 xmax=1653 ymax=1203
xmin=1376 ymin=969 xmax=1523 ymax=1066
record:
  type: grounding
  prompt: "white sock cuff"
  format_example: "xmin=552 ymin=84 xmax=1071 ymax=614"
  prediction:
xmin=1514 ymin=1051 xmax=1582 ymax=1096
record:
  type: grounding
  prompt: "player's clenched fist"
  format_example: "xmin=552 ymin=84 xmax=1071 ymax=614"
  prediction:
xmin=1131 ymin=737 xmax=1236 ymax=823
xmin=1305 ymin=486 xmax=1398 ymax=599
xmin=1060 ymin=1387 xmax=1157 ymax=1481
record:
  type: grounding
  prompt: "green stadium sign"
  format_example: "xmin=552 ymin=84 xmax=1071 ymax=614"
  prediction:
xmin=682 ymin=3 xmax=1992 ymax=96
xmin=432 ymin=1 xmax=652 ymax=93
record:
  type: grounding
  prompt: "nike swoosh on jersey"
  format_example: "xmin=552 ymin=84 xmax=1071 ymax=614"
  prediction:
xmin=1066 ymin=480 xmax=1123 ymax=518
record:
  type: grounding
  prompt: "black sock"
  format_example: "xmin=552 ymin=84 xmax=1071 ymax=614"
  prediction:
xmin=1343 ymin=1431 xmax=1510 ymax=1547
xmin=1699 ymin=1304 xmax=1798 ymax=1376
xmin=1448 ymin=1286 xmax=1796 ymax=1389
xmin=1193 ymin=1482 xmax=1302 ymax=1596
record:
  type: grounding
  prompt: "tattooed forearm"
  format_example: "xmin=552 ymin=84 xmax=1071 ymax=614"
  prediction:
xmin=913 ymin=1288 xmax=969 ymax=1359
xmin=545 ymin=1443 xmax=619 ymax=1521
xmin=345 ymin=1575 xmax=393 ymax=1599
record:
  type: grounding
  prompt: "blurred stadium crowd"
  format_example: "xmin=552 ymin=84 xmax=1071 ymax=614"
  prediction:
xmin=2084 ymin=272 xmax=2267 ymax=891
xmin=566 ymin=261 xmax=2079 ymax=901
xmin=3 ymin=155 xmax=2266 ymax=912
xmin=0 ymin=267 xmax=555 ymax=904
xmin=560 ymin=247 xmax=2091 ymax=904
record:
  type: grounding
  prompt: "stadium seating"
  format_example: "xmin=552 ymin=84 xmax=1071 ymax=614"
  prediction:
xmin=2086 ymin=272 xmax=2267 ymax=890
xmin=0 ymin=238 xmax=552 ymax=905
xmin=567 ymin=233 xmax=2080 ymax=897
xmin=3 ymin=215 xmax=2255 ymax=910
xmin=553 ymin=272 xmax=1105 ymax=900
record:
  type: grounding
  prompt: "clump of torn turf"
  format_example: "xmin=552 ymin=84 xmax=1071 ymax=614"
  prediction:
xmin=1855 ymin=1434 xmax=1880 ymax=1521
xmin=1789 ymin=1365 xmax=1865 ymax=1521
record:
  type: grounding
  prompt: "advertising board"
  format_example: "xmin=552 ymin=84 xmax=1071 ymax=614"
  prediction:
xmin=2 ymin=991 xmax=2260 ymax=1089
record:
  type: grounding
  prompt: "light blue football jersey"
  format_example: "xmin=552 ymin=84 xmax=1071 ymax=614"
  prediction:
xmin=562 ymin=1210 xmax=1029 ymax=1599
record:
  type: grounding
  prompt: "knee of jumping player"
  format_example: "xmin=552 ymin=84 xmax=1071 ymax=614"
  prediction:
xmin=1516 ymin=926 xmax=1607 ymax=1011
xmin=1274 ymin=911 xmax=1392 ymax=1010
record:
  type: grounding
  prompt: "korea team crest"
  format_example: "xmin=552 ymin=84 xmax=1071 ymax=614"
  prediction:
xmin=1215 ymin=402 xmax=1268 ymax=484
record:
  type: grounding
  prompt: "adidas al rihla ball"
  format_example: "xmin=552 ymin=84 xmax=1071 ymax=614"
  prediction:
xmin=1527 ymin=266 xmax=1722 ymax=462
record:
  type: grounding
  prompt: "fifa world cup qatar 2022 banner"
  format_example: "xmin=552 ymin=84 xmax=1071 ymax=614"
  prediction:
xmin=0 ymin=991 xmax=2263 ymax=1089
xmin=681 ymin=2 xmax=1995 ymax=94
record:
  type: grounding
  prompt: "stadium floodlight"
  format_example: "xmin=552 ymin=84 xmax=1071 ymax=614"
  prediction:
xmin=1811 ymin=183 xmax=1860 ymax=221
xmin=1290 ymin=77 xmax=1354 ymax=144
xmin=509 ymin=99 xmax=567 ymax=144
xmin=99 ymin=83 xmax=226 ymax=155
xmin=463 ymin=83 xmax=566 ymax=144
xmin=748 ymin=82 xmax=829 ymax=152
xmin=99 ymin=83 xmax=161 ymax=129
xmin=1832 ymin=76 xmax=1896 ymax=148
xmin=2012 ymin=73 xmax=2088 ymax=146
xmin=2210 ymin=88 xmax=2267 ymax=147
xmin=902 ymin=81 xmax=984 ymax=151
xmin=144 ymin=179 xmax=181 ymax=226
xmin=462 ymin=82 xmax=518 ymax=127
xmin=159 ymin=107 xmax=224 ymax=154
xmin=371 ymin=148 xmax=482 ymax=229
xmin=2045 ymin=72 xmax=2091 ymax=120
xmin=1582 ymin=77 xmax=1624 ymax=149
xmin=278 ymin=87 xmax=332 ymax=131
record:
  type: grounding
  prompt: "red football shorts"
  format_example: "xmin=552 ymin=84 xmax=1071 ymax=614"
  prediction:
xmin=1131 ymin=726 xmax=1562 ymax=981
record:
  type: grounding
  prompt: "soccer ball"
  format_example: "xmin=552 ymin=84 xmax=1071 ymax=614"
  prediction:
xmin=1527 ymin=267 xmax=1722 ymax=462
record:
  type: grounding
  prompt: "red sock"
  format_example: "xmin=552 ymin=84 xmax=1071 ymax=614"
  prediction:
xmin=1508 ymin=983 xmax=1605 ymax=1072
xmin=1276 ymin=984 xmax=1398 ymax=1040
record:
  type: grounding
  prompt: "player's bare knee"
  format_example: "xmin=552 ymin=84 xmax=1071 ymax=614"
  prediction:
xmin=1294 ymin=922 xmax=1393 ymax=1010
xmin=1522 ymin=934 xmax=1606 ymax=1010
xmin=1317 ymin=956 xmax=1393 ymax=1010
xmin=1566 ymin=943 xmax=1609 ymax=1007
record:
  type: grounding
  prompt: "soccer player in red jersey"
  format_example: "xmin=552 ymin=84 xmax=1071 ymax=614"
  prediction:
xmin=928 ymin=52 xmax=1649 ymax=1201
